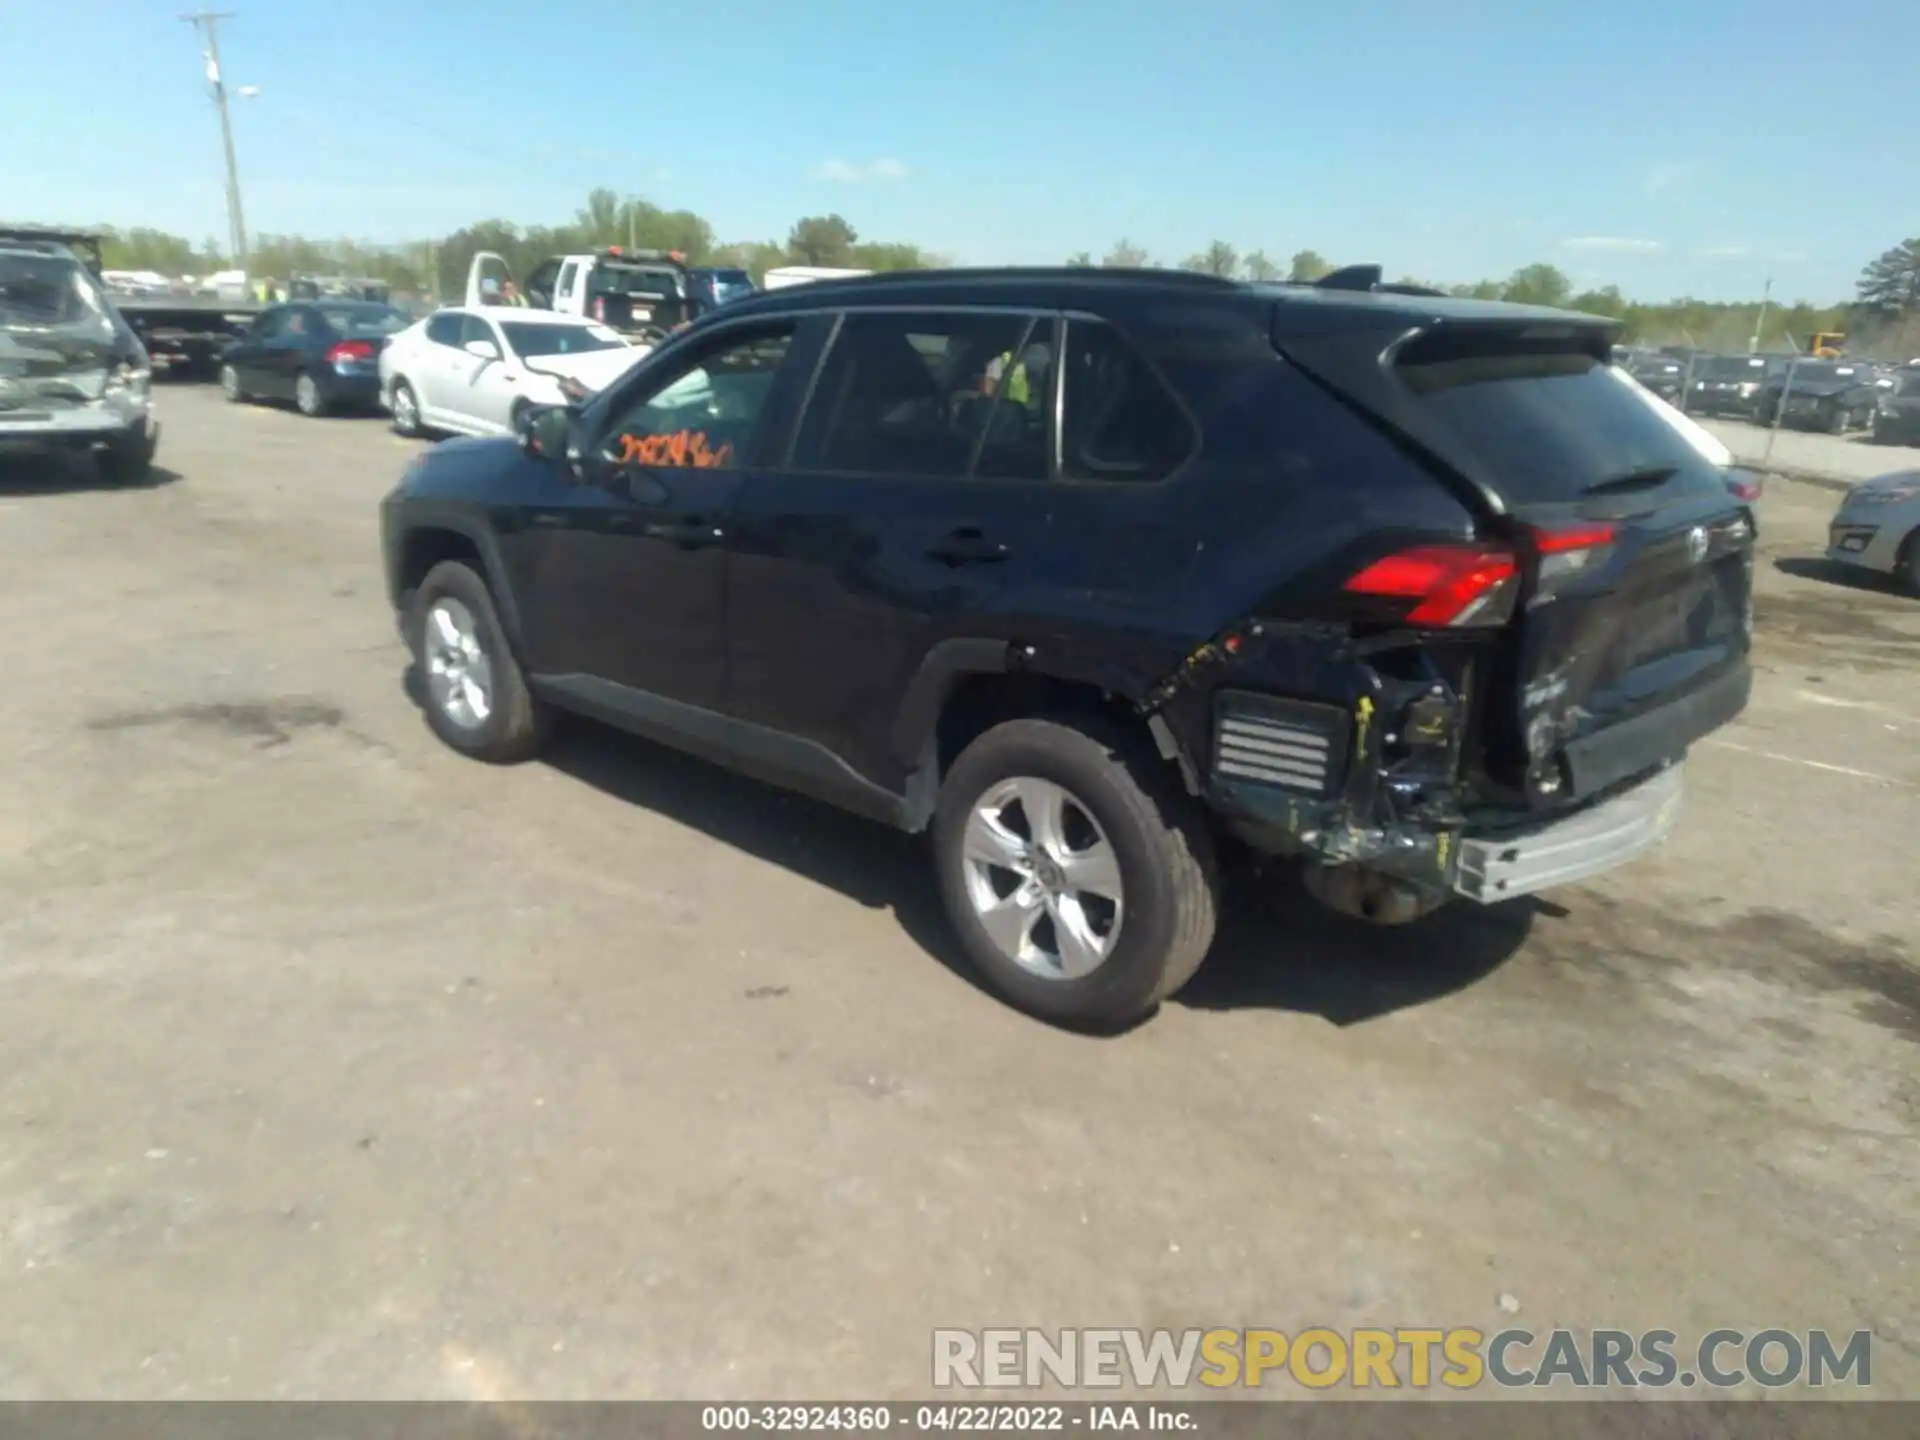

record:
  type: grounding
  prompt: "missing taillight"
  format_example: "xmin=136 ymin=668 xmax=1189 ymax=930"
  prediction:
xmin=1343 ymin=544 xmax=1520 ymax=627
xmin=1530 ymin=522 xmax=1617 ymax=588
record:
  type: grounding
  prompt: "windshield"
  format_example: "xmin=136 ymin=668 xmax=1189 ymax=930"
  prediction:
xmin=319 ymin=305 xmax=408 ymax=335
xmin=502 ymin=322 xmax=627 ymax=358
xmin=1700 ymin=357 xmax=1765 ymax=379
xmin=0 ymin=252 xmax=112 ymax=330
xmin=592 ymin=264 xmax=681 ymax=299
xmin=1395 ymin=340 xmax=1728 ymax=505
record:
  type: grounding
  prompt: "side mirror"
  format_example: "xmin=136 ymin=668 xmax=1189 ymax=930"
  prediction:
xmin=517 ymin=404 xmax=576 ymax=467
xmin=464 ymin=338 xmax=500 ymax=361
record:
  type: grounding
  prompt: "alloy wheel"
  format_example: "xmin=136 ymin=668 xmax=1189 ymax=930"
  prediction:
xmin=960 ymin=776 xmax=1124 ymax=980
xmin=422 ymin=598 xmax=494 ymax=730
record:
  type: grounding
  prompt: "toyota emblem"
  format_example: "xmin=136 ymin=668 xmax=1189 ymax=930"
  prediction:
xmin=1686 ymin=526 xmax=1709 ymax=564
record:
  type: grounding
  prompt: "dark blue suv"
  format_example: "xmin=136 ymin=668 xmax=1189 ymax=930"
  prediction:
xmin=380 ymin=266 xmax=1754 ymax=1029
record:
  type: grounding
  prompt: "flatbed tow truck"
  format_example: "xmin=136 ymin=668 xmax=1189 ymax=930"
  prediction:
xmin=2 ymin=226 xmax=263 ymax=378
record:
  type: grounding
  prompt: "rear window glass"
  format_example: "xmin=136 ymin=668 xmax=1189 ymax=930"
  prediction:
xmin=1395 ymin=338 xmax=1725 ymax=503
xmin=321 ymin=305 xmax=407 ymax=334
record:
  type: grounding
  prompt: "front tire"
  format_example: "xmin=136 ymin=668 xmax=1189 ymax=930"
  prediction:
xmin=220 ymin=364 xmax=246 ymax=402
xmin=932 ymin=716 xmax=1219 ymax=1030
xmin=96 ymin=422 xmax=157 ymax=485
xmin=408 ymin=560 xmax=549 ymax=763
xmin=294 ymin=371 xmax=327 ymax=418
xmin=390 ymin=379 xmax=424 ymax=437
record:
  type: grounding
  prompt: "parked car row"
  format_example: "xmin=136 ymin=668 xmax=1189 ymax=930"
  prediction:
xmin=1616 ymin=345 xmax=1918 ymax=440
xmin=211 ymin=252 xmax=773 ymax=436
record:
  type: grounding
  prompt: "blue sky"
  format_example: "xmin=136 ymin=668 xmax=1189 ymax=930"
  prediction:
xmin=4 ymin=0 xmax=1913 ymax=302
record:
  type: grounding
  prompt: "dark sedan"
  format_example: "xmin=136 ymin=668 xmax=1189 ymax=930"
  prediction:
xmin=1754 ymin=361 xmax=1883 ymax=434
xmin=218 ymin=301 xmax=408 ymax=417
xmin=1870 ymin=369 xmax=1920 ymax=445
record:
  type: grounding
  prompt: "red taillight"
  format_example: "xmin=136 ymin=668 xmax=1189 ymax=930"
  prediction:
xmin=1726 ymin=474 xmax=1763 ymax=503
xmin=1344 ymin=544 xmax=1520 ymax=626
xmin=327 ymin=339 xmax=375 ymax=363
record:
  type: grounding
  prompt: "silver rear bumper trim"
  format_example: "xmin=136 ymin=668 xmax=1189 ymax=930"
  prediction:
xmin=1453 ymin=764 xmax=1685 ymax=903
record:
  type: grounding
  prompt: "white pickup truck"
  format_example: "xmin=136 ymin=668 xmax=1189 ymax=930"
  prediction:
xmin=467 ymin=247 xmax=699 ymax=343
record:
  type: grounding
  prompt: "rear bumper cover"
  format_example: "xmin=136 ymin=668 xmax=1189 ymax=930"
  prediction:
xmin=1453 ymin=763 xmax=1684 ymax=903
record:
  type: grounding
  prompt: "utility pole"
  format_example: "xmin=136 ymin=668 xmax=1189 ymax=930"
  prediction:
xmin=181 ymin=11 xmax=248 ymax=274
xmin=1748 ymin=276 xmax=1771 ymax=355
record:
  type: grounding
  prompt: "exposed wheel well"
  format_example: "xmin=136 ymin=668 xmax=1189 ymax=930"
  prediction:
xmin=934 ymin=672 xmax=1162 ymax=781
xmin=1896 ymin=524 xmax=1920 ymax=575
xmin=397 ymin=528 xmax=484 ymax=604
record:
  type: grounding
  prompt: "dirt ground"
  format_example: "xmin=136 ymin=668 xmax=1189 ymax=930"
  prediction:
xmin=1 ymin=386 xmax=1915 ymax=1401
xmin=1699 ymin=414 xmax=1920 ymax=485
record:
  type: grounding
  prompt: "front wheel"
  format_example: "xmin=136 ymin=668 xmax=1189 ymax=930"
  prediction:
xmin=932 ymin=716 xmax=1219 ymax=1030
xmin=96 ymin=422 xmax=157 ymax=485
xmin=408 ymin=560 xmax=549 ymax=763
xmin=220 ymin=364 xmax=246 ymax=402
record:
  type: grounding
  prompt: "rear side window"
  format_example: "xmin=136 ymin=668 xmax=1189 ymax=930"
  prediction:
xmin=1394 ymin=335 xmax=1724 ymax=503
xmin=792 ymin=310 xmax=1048 ymax=480
xmin=425 ymin=313 xmax=463 ymax=347
xmin=1059 ymin=320 xmax=1195 ymax=483
xmin=459 ymin=314 xmax=498 ymax=349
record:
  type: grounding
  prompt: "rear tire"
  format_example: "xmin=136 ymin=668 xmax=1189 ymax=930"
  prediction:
xmin=294 ymin=371 xmax=327 ymax=418
xmin=932 ymin=716 xmax=1219 ymax=1030
xmin=408 ymin=560 xmax=548 ymax=763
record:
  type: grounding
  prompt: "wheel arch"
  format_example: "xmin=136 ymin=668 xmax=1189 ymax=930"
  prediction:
xmin=889 ymin=640 xmax=1195 ymax=832
xmin=391 ymin=517 xmax=530 ymax=658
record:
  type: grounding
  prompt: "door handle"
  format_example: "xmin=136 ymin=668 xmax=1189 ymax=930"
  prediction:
xmin=646 ymin=517 xmax=725 ymax=549
xmin=926 ymin=528 xmax=1009 ymax=566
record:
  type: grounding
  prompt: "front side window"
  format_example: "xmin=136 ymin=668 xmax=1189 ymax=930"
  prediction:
xmin=601 ymin=323 xmax=795 ymax=470
xmin=1059 ymin=320 xmax=1196 ymax=483
xmin=556 ymin=261 xmax=580 ymax=301
xmin=792 ymin=310 xmax=1049 ymax=480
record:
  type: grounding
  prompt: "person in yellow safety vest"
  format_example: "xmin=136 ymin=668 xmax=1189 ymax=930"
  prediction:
xmin=983 ymin=348 xmax=1031 ymax=405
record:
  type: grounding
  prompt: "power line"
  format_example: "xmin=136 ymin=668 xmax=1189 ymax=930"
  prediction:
xmin=180 ymin=10 xmax=248 ymax=271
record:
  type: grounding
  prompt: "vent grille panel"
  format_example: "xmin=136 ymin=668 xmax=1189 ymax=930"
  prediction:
xmin=1210 ymin=693 xmax=1349 ymax=799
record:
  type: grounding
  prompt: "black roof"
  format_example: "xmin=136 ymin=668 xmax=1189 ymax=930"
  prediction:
xmin=715 ymin=265 xmax=1617 ymax=340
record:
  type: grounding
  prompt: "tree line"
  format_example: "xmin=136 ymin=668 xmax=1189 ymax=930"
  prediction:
xmin=90 ymin=195 xmax=1920 ymax=358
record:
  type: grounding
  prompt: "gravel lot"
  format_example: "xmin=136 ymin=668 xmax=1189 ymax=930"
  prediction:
xmin=1699 ymin=415 xmax=1920 ymax=486
xmin=1 ymin=386 xmax=1916 ymax=1401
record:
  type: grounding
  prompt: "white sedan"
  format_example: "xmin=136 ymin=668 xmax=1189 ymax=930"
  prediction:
xmin=379 ymin=308 xmax=650 ymax=438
